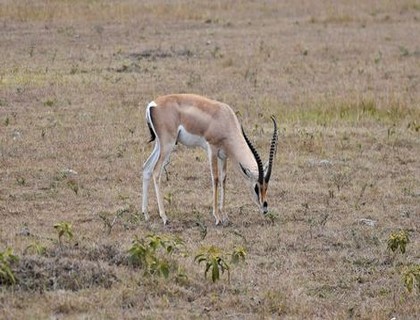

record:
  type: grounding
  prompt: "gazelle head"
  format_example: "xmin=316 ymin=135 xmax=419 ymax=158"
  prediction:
xmin=242 ymin=116 xmax=278 ymax=214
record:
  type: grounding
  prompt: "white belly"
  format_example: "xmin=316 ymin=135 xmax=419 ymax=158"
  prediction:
xmin=177 ymin=125 xmax=207 ymax=149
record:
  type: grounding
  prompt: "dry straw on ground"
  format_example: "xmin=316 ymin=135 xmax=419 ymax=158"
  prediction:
xmin=0 ymin=1 xmax=419 ymax=319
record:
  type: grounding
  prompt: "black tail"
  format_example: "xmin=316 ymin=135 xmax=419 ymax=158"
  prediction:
xmin=147 ymin=121 xmax=156 ymax=143
xmin=147 ymin=106 xmax=156 ymax=143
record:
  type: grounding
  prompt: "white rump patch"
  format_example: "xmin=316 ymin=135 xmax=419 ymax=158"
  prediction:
xmin=147 ymin=100 xmax=157 ymax=108
xmin=146 ymin=100 xmax=157 ymax=115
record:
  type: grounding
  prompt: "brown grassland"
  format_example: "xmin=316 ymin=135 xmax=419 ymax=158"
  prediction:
xmin=0 ymin=0 xmax=419 ymax=319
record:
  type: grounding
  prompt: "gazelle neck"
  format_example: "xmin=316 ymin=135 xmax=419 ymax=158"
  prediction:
xmin=228 ymin=133 xmax=260 ymax=182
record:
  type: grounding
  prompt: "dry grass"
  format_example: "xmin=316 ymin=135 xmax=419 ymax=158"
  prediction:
xmin=1 ymin=0 xmax=419 ymax=319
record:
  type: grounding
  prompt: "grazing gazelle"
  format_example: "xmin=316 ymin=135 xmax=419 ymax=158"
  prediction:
xmin=142 ymin=94 xmax=278 ymax=225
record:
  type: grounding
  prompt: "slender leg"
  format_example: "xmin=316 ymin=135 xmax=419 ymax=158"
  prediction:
xmin=142 ymin=178 xmax=150 ymax=221
xmin=153 ymin=171 xmax=167 ymax=224
xmin=208 ymin=147 xmax=221 ymax=225
xmin=152 ymin=142 xmax=175 ymax=225
xmin=218 ymin=157 xmax=228 ymax=222
xmin=142 ymin=140 xmax=160 ymax=221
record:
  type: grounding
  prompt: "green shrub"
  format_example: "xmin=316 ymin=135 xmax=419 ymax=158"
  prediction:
xmin=128 ymin=234 xmax=185 ymax=279
xmin=195 ymin=245 xmax=247 ymax=283
xmin=402 ymin=264 xmax=420 ymax=293
xmin=387 ymin=230 xmax=409 ymax=254
xmin=0 ymin=248 xmax=19 ymax=285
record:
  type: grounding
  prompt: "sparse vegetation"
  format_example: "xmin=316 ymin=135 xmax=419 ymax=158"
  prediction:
xmin=0 ymin=0 xmax=418 ymax=318
xmin=128 ymin=233 xmax=185 ymax=279
xmin=194 ymin=245 xmax=247 ymax=283
xmin=53 ymin=221 xmax=74 ymax=246
xmin=402 ymin=264 xmax=420 ymax=293
xmin=387 ymin=230 xmax=410 ymax=254
xmin=195 ymin=245 xmax=231 ymax=283
xmin=25 ymin=241 xmax=47 ymax=256
xmin=0 ymin=248 xmax=18 ymax=285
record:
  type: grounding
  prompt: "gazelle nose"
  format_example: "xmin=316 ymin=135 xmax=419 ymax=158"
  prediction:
xmin=262 ymin=201 xmax=268 ymax=214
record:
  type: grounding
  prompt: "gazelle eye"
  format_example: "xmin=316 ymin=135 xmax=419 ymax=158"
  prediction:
xmin=254 ymin=184 xmax=260 ymax=197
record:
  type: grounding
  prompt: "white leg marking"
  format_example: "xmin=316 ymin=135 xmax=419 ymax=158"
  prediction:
xmin=142 ymin=101 xmax=159 ymax=220
xmin=142 ymin=140 xmax=160 ymax=220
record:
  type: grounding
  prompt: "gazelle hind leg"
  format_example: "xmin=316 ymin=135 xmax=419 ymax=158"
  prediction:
xmin=142 ymin=140 xmax=160 ymax=221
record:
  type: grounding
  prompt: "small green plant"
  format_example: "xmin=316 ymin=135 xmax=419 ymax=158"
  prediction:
xmin=387 ymin=230 xmax=409 ymax=254
xmin=146 ymin=234 xmax=185 ymax=255
xmin=128 ymin=234 xmax=185 ymax=279
xmin=407 ymin=120 xmax=420 ymax=132
xmin=195 ymin=245 xmax=230 ymax=283
xmin=194 ymin=212 xmax=208 ymax=240
xmin=54 ymin=221 xmax=74 ymax=245
xmin=231 ymin=246 xmax=247 ymax=265
xmin=164 ymin=192 xmax=173 ymax=205
xmin=0 ymin=248 xmax=19 ymax=285
xmin=25 ymin=242 xmax=47 ymax=255
xmin=16 ymin=176 xmax=26 ymax=186
xmin=195 ymin=245 xmax=246 ymax=283
xmin=402 ymin=264 xmax=420 ymax=293
xmin=43 ymin=99 xmax=55 ymax=107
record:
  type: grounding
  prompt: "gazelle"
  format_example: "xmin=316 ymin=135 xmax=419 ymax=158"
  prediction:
xmin=142 ymin=94 xmax=278 ymax=225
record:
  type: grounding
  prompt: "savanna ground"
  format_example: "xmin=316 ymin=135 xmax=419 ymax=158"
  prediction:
xmin=1 ymin=1 xmax=419 ymax=319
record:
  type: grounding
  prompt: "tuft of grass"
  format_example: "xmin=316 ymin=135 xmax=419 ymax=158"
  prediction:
xmin=0 ymin=248 xmax=19 ymax=285
xmin=281 ymin=98 xmax=419 ymax=126
xmin=43 ymin=99 xmax=56 ymax=107
xmin=387 ymin=230 xmax=410 ymax=254
xmin=54 ymin=221 xmax=74 ymax=246
xmin=402 ymin=264 xmax=420 ymax=293
xmin=25 ymin=242 xmax=47 ymax=256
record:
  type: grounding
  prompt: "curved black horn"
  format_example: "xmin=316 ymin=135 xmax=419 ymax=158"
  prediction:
xmin=264 ymin=116 xmax=278 ymax=183
xmin=242 ymin=126 xmax=264 ymax=185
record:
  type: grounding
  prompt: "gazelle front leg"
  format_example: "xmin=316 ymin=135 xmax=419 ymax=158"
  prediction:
xmin=209 ymin=146 xmax=222 ymax=225
xmin=142 ymin=174 xmax=151 ymax=222
xmin=218 ymin=157 xmax=228 ymax=223
xmin=151 ymin=142 xmax=175 ymax=225
xmin=152 ymin=172 xmax=168 ymax=224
